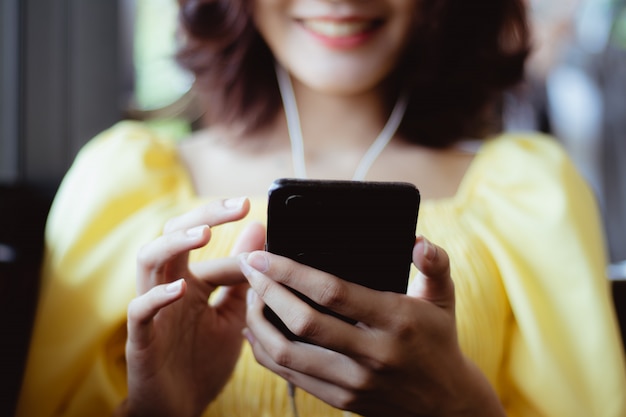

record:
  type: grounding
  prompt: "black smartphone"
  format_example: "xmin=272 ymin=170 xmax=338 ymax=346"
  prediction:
xmin=264 ymin=178 xmax=420 ymax=341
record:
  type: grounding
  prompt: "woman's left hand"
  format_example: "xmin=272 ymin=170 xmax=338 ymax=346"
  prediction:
xmin=239 ymin=236 xmax=505 ymax=417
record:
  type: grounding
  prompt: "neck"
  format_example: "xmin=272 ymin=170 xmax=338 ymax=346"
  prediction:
xmin=289 ymin=77 xmax=392 ymax=151
xmin=275 ymin=65 xmax=408 ymax=180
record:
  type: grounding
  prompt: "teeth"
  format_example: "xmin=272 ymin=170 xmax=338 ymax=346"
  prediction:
xmin=302 ymin=20 xmax=372 ymax=38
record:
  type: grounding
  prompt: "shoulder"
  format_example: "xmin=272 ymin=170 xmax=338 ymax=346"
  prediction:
xmin=74 ymin=120 xmax=182 ymax=174
xmin=477 ymin=132 xmax=575 ymax=180
xmin=467 ymin=136 xmax=624 ymax=417
xmin=62 ymin=120 xmax=192 ymax=199
xmin=461 ymin=132 xmax=593 ymax=208
xmin=457 ymin=131 xmax=605 ymax=255
xmin=45 ymin=121 xmax=195 ymax=260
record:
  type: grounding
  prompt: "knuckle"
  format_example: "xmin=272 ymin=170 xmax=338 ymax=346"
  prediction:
xmin=198 ymin=204 xmax=212 ymax=219
xmin=384 ymin=348 xmax=406 ymax=370
xmin=136 ymin=243 xmax=156 ymax=268
xmin=339 ymin=366 xmax=376 ymax=394
xmin=137 ymin=233 xmax=187 ymax=270
xmin=254 ymin=275 xmax=274 ymax=299
xmin=162 ymin=217 xmax=179 ymax=234
xmin=276 ymin=261 xmax=299 ymax=286
xmin=127 ymin=297 xmax=144 ymax=323
xmin=384 ymin=299 xmax=416 ymax=335
xmin=367 ymin=356 xmax=391 ymax=373
xmin=391 ymin=312 xmax=415 ymax=337
xmin=351 ymin=370 xmax=377 ymax=393
xmin=332 ymin=389 xmax=360 ymax=411
xmin=200 ymin=203 xmax=221 ymax=221
xmin=268 ymin=342 xmax=294 ymax=369
xmin=366 ymin=343 xmax=401 ymax=372
xmin=288 ymin=309 xmax=321 ymax=339
xmin=316 ymin=280 xmax=347 ymax=310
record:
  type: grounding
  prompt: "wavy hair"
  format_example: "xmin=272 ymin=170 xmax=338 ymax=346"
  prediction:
xmin=176 ymin=0 xmax=530 ymax=148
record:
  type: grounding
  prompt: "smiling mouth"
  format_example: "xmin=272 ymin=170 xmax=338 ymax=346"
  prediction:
xmin=300 ymin=19 xmax=382 ymax=38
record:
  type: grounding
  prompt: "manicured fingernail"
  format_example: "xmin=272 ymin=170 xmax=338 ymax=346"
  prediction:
xmin=166 ymin=279 xmax=184 ymax=293
xmin=247 ymin=252 xmax=269 ymax=273
xmin=224 ymin=197 xmax=246 ymax=209
xmin=242 ymin=328 xmax=256 ymax=345
xmin=423 ymin=237 xmax=436 ymax=262
xmin=186 ymin=225 xmax=207 ymax=239
xmin=246 ymin=287 xmax=256 ymax=306
xmin=238 ymin=253 xmax=252 ymax=275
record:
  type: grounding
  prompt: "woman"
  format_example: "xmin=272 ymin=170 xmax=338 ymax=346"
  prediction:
xmin=17 ymin=0 xmax=626 ymax=416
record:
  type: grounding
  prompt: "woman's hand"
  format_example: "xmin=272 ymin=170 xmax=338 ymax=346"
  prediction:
xmin=240 ymin=236 xmax=505 ymax=417
xmin=122 ymin=198 xmax=265 ymax=417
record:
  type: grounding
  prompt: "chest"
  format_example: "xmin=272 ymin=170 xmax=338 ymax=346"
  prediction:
xmin=179 ymin=140 xmax=475 ymax=201
xmin=193 ymin=198 xmax=511 ymax=416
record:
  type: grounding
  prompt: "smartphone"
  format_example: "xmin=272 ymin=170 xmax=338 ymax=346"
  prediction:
xmin=264 ymin=178 xmax=420 ymax=341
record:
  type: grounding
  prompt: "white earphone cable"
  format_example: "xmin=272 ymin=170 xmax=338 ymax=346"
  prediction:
xmin=275 ymin=63 xmax=408 ymax=181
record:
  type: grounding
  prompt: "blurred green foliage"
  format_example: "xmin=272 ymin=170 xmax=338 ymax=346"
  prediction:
xmin=134 ymin=0 xmax=193 ymax=111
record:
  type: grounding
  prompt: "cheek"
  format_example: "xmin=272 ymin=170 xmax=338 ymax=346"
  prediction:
xmin=254 ymin=1 xmax=416 ymax=95
xmin=391 ymin=4 xmax=416 ymax=46
xmin=252 ymin=1 xmax=288 ymax=46
xmin=391 ymin=0 xmax=416 ymax=16
xmin=389 ymin=0 xmax=416 ymax=40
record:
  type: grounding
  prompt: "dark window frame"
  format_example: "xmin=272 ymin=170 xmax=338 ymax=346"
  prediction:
xmin=1 ymin=0 xmax=124 ymax=195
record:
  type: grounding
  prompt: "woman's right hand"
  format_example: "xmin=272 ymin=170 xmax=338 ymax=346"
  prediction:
xmin=119 ymin=198 xmax=265 ymax=417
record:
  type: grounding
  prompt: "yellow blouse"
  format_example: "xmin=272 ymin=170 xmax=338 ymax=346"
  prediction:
xmin=17 ymin=121 xmax=626 ymax=417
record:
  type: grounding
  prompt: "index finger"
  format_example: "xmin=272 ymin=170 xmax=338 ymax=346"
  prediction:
xmin=162 ymin=197 xmax=250 ymax=233
xmin=190 ymin=219 xmax=266 ymax=283
xmin=241 ymin=251 xmax=400 ymax=330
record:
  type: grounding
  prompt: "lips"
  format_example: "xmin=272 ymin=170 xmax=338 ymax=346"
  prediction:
xmin=301 ymin=19 xmax=379 ymax=38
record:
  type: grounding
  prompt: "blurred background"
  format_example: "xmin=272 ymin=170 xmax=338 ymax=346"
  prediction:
xmin=2 ymin=0 xmax=625 ymax=262
xmin=1 ymin=0 xmax=625 ymax=415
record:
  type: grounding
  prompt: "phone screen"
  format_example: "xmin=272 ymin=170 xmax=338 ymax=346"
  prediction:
xmin=265 ymin=178 xmax=420 ymax=340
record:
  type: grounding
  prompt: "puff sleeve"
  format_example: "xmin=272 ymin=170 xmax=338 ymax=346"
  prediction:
xmin=468 ymin=134 xmax=626 ymax=416
xmin=16 ymin=122 xmax=195 ymax=417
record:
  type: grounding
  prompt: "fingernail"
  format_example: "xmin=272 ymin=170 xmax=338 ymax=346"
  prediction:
xmin=186 ymin=225 xmax=207 ymax=239
xmin=238 ymin=253 xmax=252 ymax=275
xmin=166 ymin=279 xmax=184 ymax=293
xmin=242 ymin=328 xmax=256 ymax=345
xmin=423 ymin=237 xmax=436 ymax=262
xmin=247 ymin=252 xmax=269 ymax=273
xmin=246 ymin=287 xmax=256 ymax=306
xmin=224 ymin=197 xmax=246 ymax=209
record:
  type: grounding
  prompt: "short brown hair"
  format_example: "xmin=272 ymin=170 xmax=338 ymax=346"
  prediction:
xmin=176 ymin=0 xmax=530 ymax=148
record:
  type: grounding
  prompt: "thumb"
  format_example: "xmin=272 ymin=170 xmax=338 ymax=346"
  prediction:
xmin=215 ymin=222 xmax=267 ymax=308
xmin=190 ymin=222 xmax=266 ymax=287
xmin=231 ymin=221 xmax=266 ymax=256
xmin=407 ymin=235 xmax=455 ymax=310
